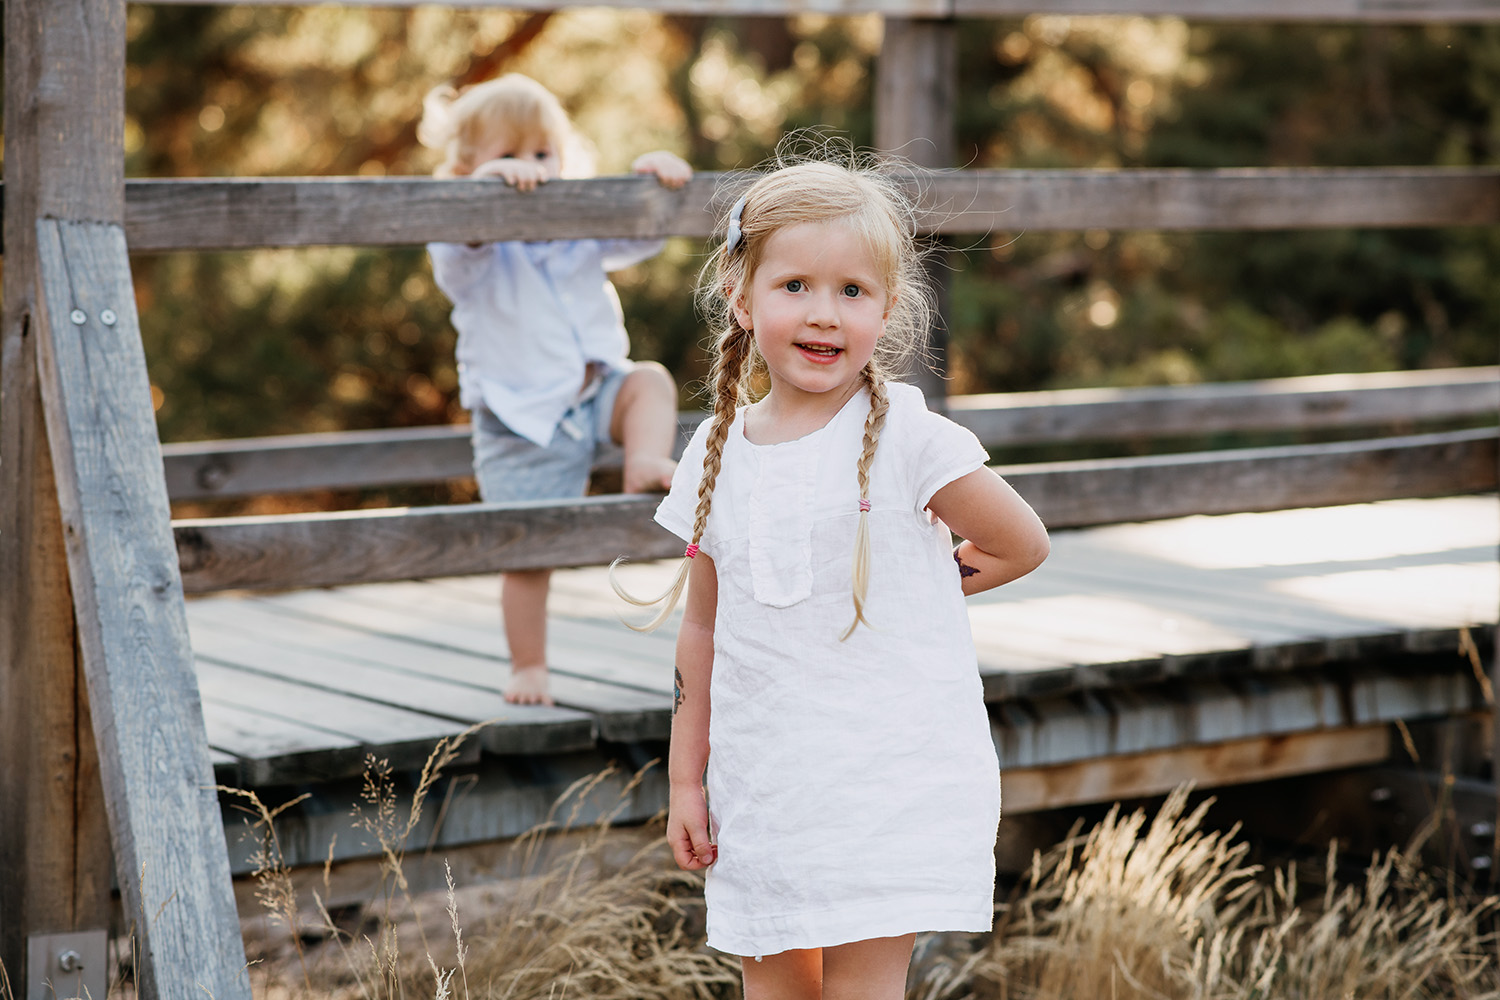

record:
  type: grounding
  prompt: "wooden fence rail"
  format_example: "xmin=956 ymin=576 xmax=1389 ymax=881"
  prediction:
xmin=161 ymin=366 xmax=1500 ymax=501
xmin=174 ymin=427 xmax=1497 ymax=593
xmin=100 ymin=168 xmax=1500 ymax=252
xmin=140 ymin=0 xmax=1500 ymax=22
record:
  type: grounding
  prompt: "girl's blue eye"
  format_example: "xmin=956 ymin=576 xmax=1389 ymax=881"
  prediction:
xmin=843 ymin=283 xmax=862 ymax=298
xmin=535 ymin=150 xmax=550 ymax=160
xmin=785 ymin=279 xmax=803 ymax=293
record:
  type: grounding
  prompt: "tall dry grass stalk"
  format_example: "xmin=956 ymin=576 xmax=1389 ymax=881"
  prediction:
xmin=911 ymin=786 xmax=1500 ymax=1000
xmin=228 ymin=739 xmax=736 ymax=1000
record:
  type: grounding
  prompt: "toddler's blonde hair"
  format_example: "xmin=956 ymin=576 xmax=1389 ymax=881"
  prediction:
xmin=615 ymin=139 xmax=933 ymax=639
xmin=418 ymin=73 xmax=575 ymax=179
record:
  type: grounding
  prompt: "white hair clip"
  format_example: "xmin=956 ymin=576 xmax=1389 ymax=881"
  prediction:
xmin=725 ymin=196 xmax=747 ymax=253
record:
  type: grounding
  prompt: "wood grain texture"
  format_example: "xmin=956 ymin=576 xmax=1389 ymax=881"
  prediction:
xmin=2 ymin=0 xmax=128 ymax=981
xmin=138 ymin=0 xmax=954 ymax=14
xmin=112 ymin=168 xmax=1500 ymax=251
xmin=34 ymin=220 xmax=250 ymax=1000
xmin=160 ymin=367 xmax=1498 ymax=500
xmin=953 ymin=366 xmax=1500 ymax=448
xmin=176 ymin=493 xmax=682 ymax=593
xmin=999 ymin=428 xmax=1498 ymax=529
xmin=998 ymin=725 xmax=1393 ymax=816
xmin=138 ymin=0 xmax=1500 ymax=20
xmin=953 ymin=0 xmax=1500 ymax=19
xmin=174 ymin=431 xmax=1494 ymax=593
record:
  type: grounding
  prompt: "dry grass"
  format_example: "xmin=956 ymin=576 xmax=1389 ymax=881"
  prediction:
xmin=911 ymin=786 xmax=1500 ymax=1000
xmin=35 ymin=748 xmax=1498 ymax=1000
xmin=227 ymin=743 xmax=738 ymax=1000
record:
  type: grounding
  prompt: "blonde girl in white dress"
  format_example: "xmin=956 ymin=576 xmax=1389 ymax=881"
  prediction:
xmin=615 ymin=148 xmax=1050 ymax=1000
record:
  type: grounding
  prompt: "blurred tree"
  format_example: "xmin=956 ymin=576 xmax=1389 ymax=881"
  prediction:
xmin=946 ymin=17 xmax=1500 ymax=394
xmin=55 ymin=8 xmax=1493 ymax=460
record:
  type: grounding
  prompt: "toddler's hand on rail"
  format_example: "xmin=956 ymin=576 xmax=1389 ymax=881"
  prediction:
xmin=632 ymin=150 xmax=693 ymax=190
xmin=472 ymin=157 xmax=551 ymax=192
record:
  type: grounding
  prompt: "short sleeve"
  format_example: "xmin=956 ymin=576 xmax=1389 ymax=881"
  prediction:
xmin=654 ymin=415 xmax=713 ymax=543
xmin=427 ymin=241 xmax=491 ymax=298
xmin=890 ymin=384 xmax=990 ymax=511
xmin=598 ymin=237 xmax=667 ymax=272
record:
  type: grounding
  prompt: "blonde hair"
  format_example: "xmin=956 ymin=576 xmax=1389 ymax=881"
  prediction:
xmin=614 ymin=140 xmax=933 ymax=640
xmin=418 ymin=73 xmax=577 ymax=179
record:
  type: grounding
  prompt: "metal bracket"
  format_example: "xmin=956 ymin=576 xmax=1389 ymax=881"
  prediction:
xmin=26 ymin=930 xmax=107 ymax=1000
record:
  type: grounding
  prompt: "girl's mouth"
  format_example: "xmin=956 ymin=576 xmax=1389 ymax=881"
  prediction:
xmin=796 ymin=343 xmax=843 ymax=363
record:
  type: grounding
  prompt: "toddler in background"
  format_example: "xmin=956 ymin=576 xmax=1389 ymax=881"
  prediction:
xmin=420 ymin=72 xmax=690 ymax=705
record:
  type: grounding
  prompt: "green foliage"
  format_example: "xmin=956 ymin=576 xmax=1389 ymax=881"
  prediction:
xmin=97 ymin=10 xmax=1500 ymax=444
xmin=945 ymin=18 xmax=1500 ymax=394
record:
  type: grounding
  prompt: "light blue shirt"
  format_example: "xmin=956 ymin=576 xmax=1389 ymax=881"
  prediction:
xmin=428 ymin=237 xmax=663 ymax=446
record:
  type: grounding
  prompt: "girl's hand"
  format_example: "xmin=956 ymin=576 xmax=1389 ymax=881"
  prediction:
xmin=632 ymin=150 xmax=693 ymax=190
xmin=471 ymin=157 xmax=551 ymax=192
xmin=667 ymin=784 xmax=717 ymax=870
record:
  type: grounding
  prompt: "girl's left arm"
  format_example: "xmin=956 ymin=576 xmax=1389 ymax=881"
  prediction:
xmin=927 ymin=467 xmax=1049 ymax=597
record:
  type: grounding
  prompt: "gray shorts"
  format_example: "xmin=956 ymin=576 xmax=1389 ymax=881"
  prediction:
xmin=471 ymin=366 xmax=629 ymax=503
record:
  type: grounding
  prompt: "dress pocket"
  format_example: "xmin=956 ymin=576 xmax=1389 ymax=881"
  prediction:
xmin=747 ymin=445 xmax=814 ymax=607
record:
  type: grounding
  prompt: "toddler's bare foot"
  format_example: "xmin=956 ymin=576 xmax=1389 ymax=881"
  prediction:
xmin=623 ymin=455 xmax=676 ymax=494
xmin=505 ymin=664 xmax=553 ymax=705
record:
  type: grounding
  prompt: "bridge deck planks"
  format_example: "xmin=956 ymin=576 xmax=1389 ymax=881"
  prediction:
xmin=185 ymin=494 xmax=1497 ymax=789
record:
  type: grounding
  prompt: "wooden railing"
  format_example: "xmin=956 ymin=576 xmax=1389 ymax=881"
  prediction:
xmin=142 ymin=0 xmax=1500 ymax=22
xmin=117 ymin=167 xmax=1500 ymax=250
xmin=167 ymin=366 xmax=1498 ymax=593
xmin=163 ymin=367 xmax=1499 ymax=500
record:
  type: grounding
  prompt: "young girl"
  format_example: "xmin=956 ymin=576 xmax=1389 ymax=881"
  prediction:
xmin=420 ymin=73 xmax=691 ymax=706
xmin=615 ymin=151 xmax=1050 ymax=998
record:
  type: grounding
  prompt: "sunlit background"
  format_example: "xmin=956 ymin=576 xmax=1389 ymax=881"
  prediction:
xmin=99 ymin=10 xmax=1498 ymax=487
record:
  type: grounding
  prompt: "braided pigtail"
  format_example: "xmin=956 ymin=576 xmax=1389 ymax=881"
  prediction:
xmin=842 ymin=367 xmax=891 ymax=641
xmin=611 ymin=322 xmax=753 ymax=631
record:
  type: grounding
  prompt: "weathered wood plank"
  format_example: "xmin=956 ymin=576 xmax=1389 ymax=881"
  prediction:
xmin=33 ymin=220 xmax=251 ymax=1000
xmin=161 ymin=367 xmax=1498 ymax=501
xmin=200 ymin=697 xmax=368 ymax=788
xmin=176 ymin=494 xmax=681 ymax=593
xmin=113 ymin=168 xmax=1500 ymax=251
xmin=1000 ymin=427 xmax=1497 ymax=529
xmin=1 ymin=0 xmax=120 ymax=981
xmin=173 ymin=430 xmax=1495 ymax=593
xmin=997 ymin=725 xmax=1394 ymax=814
xmin=953 ymin=0 xmax=1500 ymax=19
xmin=146 ymin=0 xmax=954 ymax=13
xmin=220 ymin=590 xmax=674 ymax=741
xmin=186 ymin=602 xmax=598 ymax=755
xmin=138 ymin=0 xmax=1500 ymax=21
xmin=876 ymin=17 xmax=956 ymax=403
xmin=195 ymin=659 xmax=482 ymax=775
xmin=953 ymin=366 xmax=1500 ymax=451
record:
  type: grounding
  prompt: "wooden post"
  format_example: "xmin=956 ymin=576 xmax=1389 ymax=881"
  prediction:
xmin=876 ymin=16 xmax=957 ymax=408
xmin=1 ymin=0 xmax=117 ymax=989
xmin=3 ymin=2 xmax=253 ymax=998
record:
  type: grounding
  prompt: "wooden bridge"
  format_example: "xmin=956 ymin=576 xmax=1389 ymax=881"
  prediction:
xmin=2 ymin=2 xmax=1498 ymax=998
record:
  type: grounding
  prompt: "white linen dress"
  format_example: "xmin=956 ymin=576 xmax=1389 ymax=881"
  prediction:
xmin=654 ymin=382 xmax=1002 ymax=958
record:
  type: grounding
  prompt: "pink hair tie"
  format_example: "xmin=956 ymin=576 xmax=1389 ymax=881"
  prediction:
xmin=684 ymin=543 xmax=700 ymax=559
xmin=858 ymin=498 xmax=871 ymax=513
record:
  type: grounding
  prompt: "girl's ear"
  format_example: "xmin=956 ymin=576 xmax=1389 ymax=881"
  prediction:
xmin=730 ymin=285 xmax=753 ymax=332
xmin=880 ymin=291 xmax=898 ymax=329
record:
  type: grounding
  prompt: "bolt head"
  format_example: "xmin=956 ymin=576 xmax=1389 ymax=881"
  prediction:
xmin=69 ymin=309 xmax=86 ymax=325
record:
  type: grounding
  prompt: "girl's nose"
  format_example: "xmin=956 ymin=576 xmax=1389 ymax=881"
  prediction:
xmin=805 ymin=290 xmax=840 ymax=327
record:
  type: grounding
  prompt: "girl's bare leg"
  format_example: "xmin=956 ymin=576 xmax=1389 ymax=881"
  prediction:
xmin=822 ymin=934 xmax=916 ymax=1000
xmin=501 ymin=569 xmax=552 ymax=704
xmin=739 ymin=934 xmax=913 ymax=1000
xmin=610 ymin=361 xmax=678 ymax=493
xmin=741 ymin=948 xmax=822 ymax=1000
